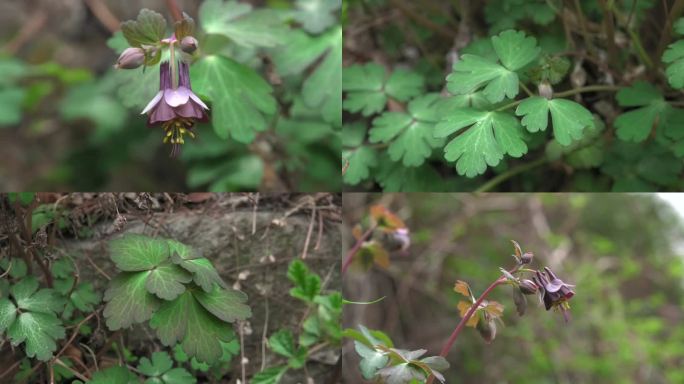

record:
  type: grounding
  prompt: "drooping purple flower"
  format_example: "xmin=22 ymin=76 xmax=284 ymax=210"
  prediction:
xmin=534 ymin=267 xmax=575 ymax=321
xmin=141 ymin=60 xmax=209 ymax=157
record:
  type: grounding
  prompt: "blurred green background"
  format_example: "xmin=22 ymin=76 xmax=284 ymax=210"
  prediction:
xmin=343 ymin=193 xmax=684 ymax=383
xmin=0 ymin=0 xmax=340 ymax=191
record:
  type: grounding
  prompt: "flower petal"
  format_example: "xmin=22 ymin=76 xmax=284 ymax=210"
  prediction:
xmin=189 ymin=92 xmax=210 ymax=110
xmin=141 ymin=91 xmax=163 ymax=115
xmin=164 ymin=87 xmax=191 ymax=107
xmin=175 ymin=99 xmax=206 ymax=120
xmin=149 ymin=99 xmax=177 ymax=124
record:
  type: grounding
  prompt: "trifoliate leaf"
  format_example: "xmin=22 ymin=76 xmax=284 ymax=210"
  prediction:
xmin=170 ymin=252 xmax=226 ymax=292
xmin=70 ymin=283 xmax=101 ymax=312
xmin=516 ymin=97 xmax=594 ymax=145
xmin=287 ymin=260 xmax=321 ymax=302
xmin=376 ymin=348 xmax=449 ymax=384
xmin=145 ymin=263 xmax=193 ymax=301
xmin=369 ymin=94 xmax=444 ymax=166
xmin=269 ymin=329 xmax=307 ymax=368
xmin=110 ymin=235 xmax=170 ymax=271
xmin=150 ymin=289 xmax=247 ymax=364
xmin=104 ymin=272 xmax=161 ymax=330
xmin=355 ymin=342 xmax=388 ymax=379
xmin=121 ymin=9 xmax=167 ymax=48
xmin=138 ymin=351 xmax=174 ymax=377
xmin=663 ymin=39 xmax=684 ymax=89
xmin=199 ymin=0 xmax=288 ymax=48
xmin=613 ymin=82 xmax=668 ymax=142
xmin=343 ymin=63 xmax=425 ymax=116
xmin=251 ymin=366 xmax=288 ymax=384
xmin=89 ymin=366 xmax=138 ymax=384
xmin=602 ymin=141 xmax=682 ymax=191
xmin=8 ymin=312 xmax=65 ymax=361
xmin=447 ymin=30 xmax=539 ymax=103
xmin=191 ymin=55 xmax=276 ymax=143
xmin=293 ymin=0 xmax=341 ymax=34
xmin=435 ymin=109 xmax=527 ymax=177
xmin=271 ymin=28 xmax=342 ymax=126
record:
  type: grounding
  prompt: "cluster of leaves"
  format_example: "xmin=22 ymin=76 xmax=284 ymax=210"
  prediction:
xmin=252 ymin=260 xmax=342 ymax=384
xmin=102 ymin=234 xmax=251 ymax=364
xmin=343 ymin=0 xmax=684 ymax=191
xmin=345 ymin=325 xmax=449 ymax=383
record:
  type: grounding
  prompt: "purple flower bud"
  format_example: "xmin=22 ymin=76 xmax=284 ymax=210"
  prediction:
xmin=519 ymin=279 xmax=538 ymax=295
xmin=533 ymin=267 xmax=575 ymax=318
xmin=115 ymin=48 xmax=145 ymax=69
xmin=180 ymin=36 xmax=198 ymax=54
xmin=520 ymin=252 xmax=533 ymax=264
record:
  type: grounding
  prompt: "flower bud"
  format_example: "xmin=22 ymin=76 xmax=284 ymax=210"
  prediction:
xmin=115 ymin=47 xmax=145 ymax=69
xmin=180 ymin=36 xmax=198 ymax=54
xmin=476 ymin=317 xmax=497 ymax=344
xmin=520 ymin=251 xmax=533 ymax=264
xmin=512 ymin=286 xmax=527 ymax=316
xmin=519 ymin=279 xmax=538 ymax=295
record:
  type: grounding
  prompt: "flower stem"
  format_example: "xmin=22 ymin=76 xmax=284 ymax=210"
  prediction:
xmin=170 ymin=41 xmax=178 ymax=89
xmin=164 ymin=0 xmax=183 ymax=22
xmin=426 ymin=276 xmax=506 ymax=384
xmin=341 ymin=225 xmax=377 ymax=274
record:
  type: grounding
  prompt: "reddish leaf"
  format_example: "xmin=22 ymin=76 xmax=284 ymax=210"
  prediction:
xmin=370 ymin=205 xmax=406 ymax=231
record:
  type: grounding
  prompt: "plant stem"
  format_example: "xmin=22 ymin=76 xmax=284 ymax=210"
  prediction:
xmin=426 ymin=277 xmax=506 ymax=384
xmin=164 ymin=0 xmax=183 ymax=22
xmin=553 ymin=84 xmax=621 ymax=98
xmin=519 ymin=81 xmax=535 ymax=97
xmin=474 ymin=156 xmax=549 ymax=192
xmin=656 ymin=0 xmax=684 ymax=60
xmin=341 ymin=225 xmax=377 ymax=274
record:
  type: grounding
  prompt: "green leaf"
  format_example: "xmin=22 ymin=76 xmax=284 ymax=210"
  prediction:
xmin=160 ymin=368 xmax=196 ymax=384
xmin=272 ymin=28 xmax=342 ymax=126
xmin=268 ymin=329 xmax=307 ymax=369
xmin=293 ymin=0 xmax=341 ymax=34
xmin=199 ymin=0 xmax=288 ymax=48
xmin=70 ymin=283 xmax=101 ymax=312
xmin=376 ymin=161 xmax=447 ymax=192
xmin=251 ymin=366 xmax=288 ymax=384
xmin=516 ymin=97 xmax=594 ymax=145
xmin=110 ymin=235 xmax=170 ymax=271
xmin=435 ymin=109 xmax=527 ymax=177
xmin=89 ymin=366 xmax=138 ymax=384
xmin=138 ymin=351 xmax=174 ymax=377
xmin=369 ymin=94 xmax=444 ymax=167
xmin=104 ymin=272 xmax=162 ymax=330
xmin=343 ymin=63 xmax=424 ymax=116
xmin=7 ymin=312 xmax=65 ymax=361
xmin=287 ymin=260 xmax=321 ymax=302
xmin=121 ymin=9 xmax=167 ymax=47
xmin=191 ymin=55 xmax=276 ymax=143
xmin=299 ymin=315 xmax=321 ymax=347
xmin=447 ymin=29 xmax=539 ymax=103
xmin=355 ymin=342 xmax=388 ymax=379
xmin=194 ymin=286 xmax=252 ymax=322
xmin=613 ymin=82 xmax=668 ymax=142
xmin=663 ymin=39 xmax=684 ymax=89
xmin=145 ymin=263 xmax=193 ymax=301
xmin=150 ymin=290 xmax=245 ymax=364
xmin=343 ymin=147 xmax=377 ymax=185
xmin=170 ymin=253 xmax=226 ymax=292
xmin=0 ymin=87 xmax=25 ymax=126
xmin=0 ymin=298 xmax=17 ymax=333
xmin=675 ymin=18 xmax=684 ymax=35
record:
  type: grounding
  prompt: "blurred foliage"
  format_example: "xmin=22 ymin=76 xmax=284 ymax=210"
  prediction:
xmin=343 ymin=193 xmax=684 ymax=383
xmin=0 ymin=0 xmax=341 ymax=191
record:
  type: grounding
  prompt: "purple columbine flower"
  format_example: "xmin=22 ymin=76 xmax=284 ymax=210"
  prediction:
xmin=534 ymin=267 xmax=575 ymax=321
xmin=141 ymin=60 xmax=209 ymax=157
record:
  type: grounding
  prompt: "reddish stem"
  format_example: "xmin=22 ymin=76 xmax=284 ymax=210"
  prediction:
xmin=426 ymin=276 xmax=506 ymax=384
xmin=164 ymin=0 xmax=183 ymax=22
xmin=341 ymin=225 xmax=376 ymax=274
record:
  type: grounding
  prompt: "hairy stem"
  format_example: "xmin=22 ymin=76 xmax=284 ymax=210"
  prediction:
xmin=341 ymin=225 xmax=377 ymax=274
xmin=426 ymin=277 xmax=506 ymax=384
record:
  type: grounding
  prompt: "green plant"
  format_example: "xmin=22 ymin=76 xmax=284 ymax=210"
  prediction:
xmin=252 ymin=260 xmax=342 ymax=384
xmin=343 ymin=1 xmax=684 ymax=191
